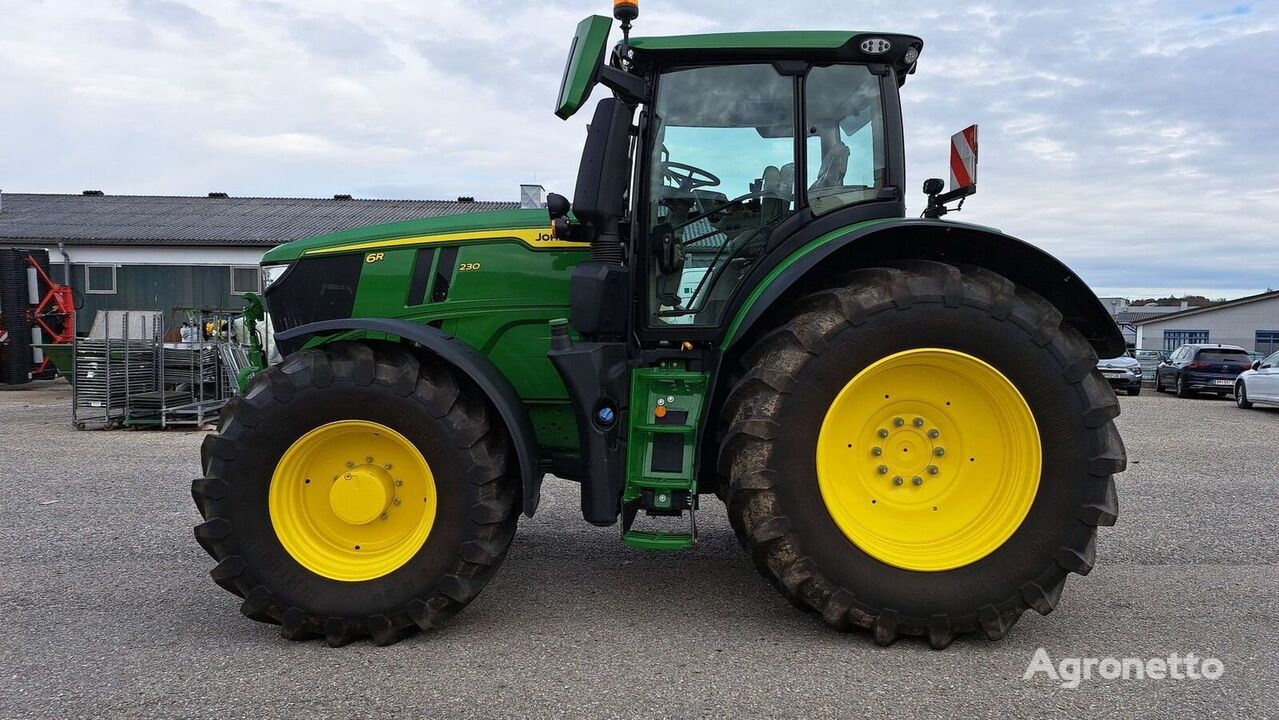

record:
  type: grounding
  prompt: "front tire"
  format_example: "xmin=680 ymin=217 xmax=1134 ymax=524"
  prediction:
xmin=719 ymin=261 xmax=1123 ymax=648
xmin=1237 ymin=381 xmax=1253 ymax=409
xmin=193 ymin=342 xmax=519 ymax=646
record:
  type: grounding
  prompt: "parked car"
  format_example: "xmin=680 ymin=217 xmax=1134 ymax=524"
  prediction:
xmin=1097 ymin=354 xmax=1143 ymax=395
xmin=1235 ymin=350 xmax=1279 ymax=409
xmin=1133 ymin=348 xmax=1163 ymax=381
xmin=1154 ymin=344 xmax=1252 ymax=398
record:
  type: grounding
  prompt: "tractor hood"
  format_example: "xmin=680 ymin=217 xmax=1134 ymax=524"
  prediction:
xmin=261 ymin=208 xmax=552 ymax=264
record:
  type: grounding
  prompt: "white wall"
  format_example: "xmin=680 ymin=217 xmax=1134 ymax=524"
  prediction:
xmin=1134 ymin=295 xmax=1279 ymax=352
xmin=44 ymin=244 xmax=269 ymax=266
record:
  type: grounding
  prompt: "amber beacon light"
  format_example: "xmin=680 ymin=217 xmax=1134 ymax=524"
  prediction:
xmin=614 ymin=0 xmax=639 ymax=23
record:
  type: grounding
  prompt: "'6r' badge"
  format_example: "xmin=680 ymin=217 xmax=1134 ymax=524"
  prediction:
xmin=366 ymin=252 xmax=385 ymax=263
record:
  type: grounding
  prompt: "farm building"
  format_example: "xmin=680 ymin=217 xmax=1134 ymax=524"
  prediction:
xmin=0 ymin=191 xmax=521 ymax=329
xmin=1133 ymin=289 xmax=1279 ymax=355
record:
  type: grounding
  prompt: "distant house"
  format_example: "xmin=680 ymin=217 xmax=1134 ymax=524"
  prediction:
xmin=0 ymin=191 xmax=518 ymax=329
xmin=1133 ymin=290 xmax=1279 ymax=355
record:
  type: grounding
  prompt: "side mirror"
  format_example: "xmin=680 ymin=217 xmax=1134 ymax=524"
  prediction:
xmin=1252 ymin=360 xmax=1262 ymax=371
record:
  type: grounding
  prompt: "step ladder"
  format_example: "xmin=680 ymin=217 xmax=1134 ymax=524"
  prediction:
xmin=621 ymin=364 xmax=708 ymax=551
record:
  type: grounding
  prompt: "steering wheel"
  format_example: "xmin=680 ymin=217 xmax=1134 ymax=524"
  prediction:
xmin=663 ymin=161 xmax=721 ymax=192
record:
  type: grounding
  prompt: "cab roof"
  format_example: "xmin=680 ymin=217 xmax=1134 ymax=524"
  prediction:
xmin=628 ymin=30 xmax=923 ymax=79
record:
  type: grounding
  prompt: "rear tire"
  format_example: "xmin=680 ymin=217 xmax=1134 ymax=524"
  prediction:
xmin=1236 ymin=381 xmax=1253 ymax=409
xmin=193 ymin=341 xmax=519 ymax=646
xmin=1176 ymin=376 xmax=1192 ymax=398
xmin=719 ymin=261 xmax=1123 ymax=648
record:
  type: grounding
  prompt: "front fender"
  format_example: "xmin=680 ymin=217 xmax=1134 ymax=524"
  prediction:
xmin=724 ymin=219 xmax=1125 ymax=358
xmin=274 ymin=318 xmax=544 ymax=517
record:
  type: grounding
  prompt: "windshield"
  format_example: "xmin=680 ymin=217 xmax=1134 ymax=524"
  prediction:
xmin=1197 ymin=349 xmax=1249 ymax=362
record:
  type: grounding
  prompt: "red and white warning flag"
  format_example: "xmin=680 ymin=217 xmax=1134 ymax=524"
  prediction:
xmin=949 ymin=124 xmax=978 ymax=192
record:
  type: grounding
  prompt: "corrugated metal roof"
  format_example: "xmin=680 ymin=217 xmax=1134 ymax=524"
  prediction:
xmin=0 ymin=193 xmax=519 ymax=247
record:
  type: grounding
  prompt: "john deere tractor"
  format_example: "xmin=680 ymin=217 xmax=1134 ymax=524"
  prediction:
xmin=193 ymin=2 xmax=1124 ymax=648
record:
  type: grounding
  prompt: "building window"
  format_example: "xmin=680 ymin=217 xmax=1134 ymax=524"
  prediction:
xmin=85 ymin=265 xmax=117 ymax=294
xmin=1257 ymin=331 xmax=1279 ymax=357
xmin=1163 ymin=330 xmax=1208 ymax=352
xmin=230 ymin=266 xmax=261 ymax=295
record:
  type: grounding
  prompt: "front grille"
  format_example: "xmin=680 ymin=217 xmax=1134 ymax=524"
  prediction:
xmin=263 ymin=253 xmax=364 ymax=339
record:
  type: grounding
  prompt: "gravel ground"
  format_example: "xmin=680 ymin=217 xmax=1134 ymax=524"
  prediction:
xmin=1 ymin=380 xmax=1276 ymax=719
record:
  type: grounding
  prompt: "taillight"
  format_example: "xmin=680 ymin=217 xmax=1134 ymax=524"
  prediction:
xmin=1186 ymin=361 xmax=1209 ymax=370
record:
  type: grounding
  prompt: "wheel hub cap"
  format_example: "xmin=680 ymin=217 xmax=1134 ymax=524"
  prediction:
xmin=328 ymin=467 xmax=394 ymax=525
xmin=269 ymin=420 xmax=438 ymax=582
xmin=816 ymin=348 xmax=1042 ymax=571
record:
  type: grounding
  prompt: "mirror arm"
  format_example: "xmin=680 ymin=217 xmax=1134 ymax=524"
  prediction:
xmin=599 ymin=65 xmax=646 ymax=105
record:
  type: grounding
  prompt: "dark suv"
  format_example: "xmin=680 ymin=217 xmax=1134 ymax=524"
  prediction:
xmin=1154 ymin=344 xmax=1252 ymax=398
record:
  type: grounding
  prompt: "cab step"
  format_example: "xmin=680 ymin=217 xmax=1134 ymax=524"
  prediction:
xmin=621 ymin=530 xmax=695 ymax=551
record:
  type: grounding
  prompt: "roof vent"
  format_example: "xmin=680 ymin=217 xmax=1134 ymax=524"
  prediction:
xmin=82 ymin=190 xmax=105 ymax=196
xmin=333 ymin=194 xmax=353 ymax=200
xmin=208 ymin=192 xmax=229 ymax=198
xmin=520 ymin=184 xmax=545 ymax=209
xmin=457 ymin=196 xmax=475 ymax=203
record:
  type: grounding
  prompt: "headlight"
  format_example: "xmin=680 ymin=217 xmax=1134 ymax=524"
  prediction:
xmin=262 ymin=264 xmax=291 ymax=290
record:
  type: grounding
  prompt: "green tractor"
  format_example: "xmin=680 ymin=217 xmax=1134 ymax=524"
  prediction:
xmin=194 ymin=3 xmax=1124 ymax=648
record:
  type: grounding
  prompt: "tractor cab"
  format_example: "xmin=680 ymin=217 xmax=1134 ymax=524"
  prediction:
xmin=552 ymin=12 xmax=920 ymax=336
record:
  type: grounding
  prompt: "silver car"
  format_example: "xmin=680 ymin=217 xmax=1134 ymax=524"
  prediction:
xmin=1236 ymin=351 xmax=1279 ymax=409
xmin=1097 ymin=353 xmax=1143 ymax=396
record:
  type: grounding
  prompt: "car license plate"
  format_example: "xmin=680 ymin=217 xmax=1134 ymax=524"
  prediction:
xmin=1212 ymin=379 xmax=1233 ymax=386
xmin=1102 ymin=372 xmax=1124 ymax=379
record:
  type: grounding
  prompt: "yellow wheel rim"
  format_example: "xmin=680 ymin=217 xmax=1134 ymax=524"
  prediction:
xmin=816 ymin=348 xmax=1041 ymax=571
xmin=269 ymin=420 xmax=437 ymax=582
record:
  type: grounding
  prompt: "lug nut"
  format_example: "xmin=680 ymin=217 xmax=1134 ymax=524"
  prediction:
xmin=913 ymin=417 xmax=924 ymax=427
xmin=365 ymin=456 xmax=373 ymax=464
xmin=393 ymin=497 xmax=402 ymax=506
xmin=878 ymin=428 xmax=890 ymax=438
xmin=384 ymin=463 xmax=393 ymax=470
xmin=344 ymin=473 xmax=352 ymax=480
xmin=877 ymin=465 xmax=889 ymax=475
xmin=912 ymin=476 xmax=924 ymax=486
xmin=928 ymin=429 xmax=940 ymax=439
xmin=927 ymin=465 xmax=939 ymax=475
xmin=893 ymin=417 xmax=905 ymax=427
xmin=871 ymin=446 xmax=883 ymax=456
xmin=934 ymin=448 xmax=945 ymax=457
xmin=346 ymin=461 xmax=355 ymax=468
xmin=892 ymin=475 xmax=904 ymax=486
xmin=380 ymin=513 xmax=389 ymax=521
xmin=395 ymin=479 xmax=403 ymax=486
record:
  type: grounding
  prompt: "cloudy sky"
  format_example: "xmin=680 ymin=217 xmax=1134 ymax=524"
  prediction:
xmin=1 ymin=0 xmax=1276 ymax=298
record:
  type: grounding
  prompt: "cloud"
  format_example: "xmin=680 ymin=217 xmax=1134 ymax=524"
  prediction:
xmin=1 ymin=0 xmax=1277 ymax=297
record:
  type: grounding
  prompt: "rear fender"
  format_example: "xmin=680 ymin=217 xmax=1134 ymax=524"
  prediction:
xmin=724 ymin=219 xmax=1124 ymax=358
xmin=274 ymin=318 xmax=544 ymax=517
